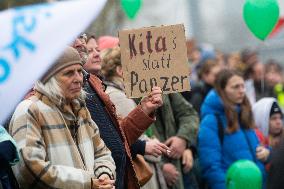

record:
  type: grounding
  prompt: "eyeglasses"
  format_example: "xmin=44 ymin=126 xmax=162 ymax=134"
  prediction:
xmin=79 ymin=33 xmax=87 ymax=43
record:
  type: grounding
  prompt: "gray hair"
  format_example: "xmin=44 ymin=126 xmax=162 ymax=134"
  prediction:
xmin=35 ymin=77 xmax=86 ymax=104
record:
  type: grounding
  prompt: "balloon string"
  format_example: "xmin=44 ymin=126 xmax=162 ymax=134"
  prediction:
xmin=255 ymin=40 xmax=266 ymax=95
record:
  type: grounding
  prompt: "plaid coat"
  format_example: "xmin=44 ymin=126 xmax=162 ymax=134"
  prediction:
xmin=9 ymin=90 xmax=115 ymax=189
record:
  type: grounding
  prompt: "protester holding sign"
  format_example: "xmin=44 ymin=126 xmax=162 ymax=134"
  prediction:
xmin=117 ymin=24 xmax=199 ymax=189
xmin=99 ymin=38 xmax=199 ymax=189
xmin=73 ymin=34 xmax=164 ymax=189
xmin=9 ymin=47 xmax=116 ymax=189
xmin=101 ymin=46 xmax=170 ymax=189
xmin=198 ymin=69 xmax=267 ymax=189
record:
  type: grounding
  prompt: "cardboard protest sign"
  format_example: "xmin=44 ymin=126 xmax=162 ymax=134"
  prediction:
xmin=119 ymin=24 xmax=190 ymax=98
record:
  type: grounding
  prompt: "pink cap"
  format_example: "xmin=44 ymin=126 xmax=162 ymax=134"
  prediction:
xmin=98 ymin=36 xmax=119 ymax=50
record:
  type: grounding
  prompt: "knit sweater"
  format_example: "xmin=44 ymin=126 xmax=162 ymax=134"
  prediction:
xmin=85 ymin=81 xmax=126 ymax=189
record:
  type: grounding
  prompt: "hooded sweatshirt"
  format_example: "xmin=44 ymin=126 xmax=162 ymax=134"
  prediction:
xmin=253 ymin=97 xmax=277 ymax=138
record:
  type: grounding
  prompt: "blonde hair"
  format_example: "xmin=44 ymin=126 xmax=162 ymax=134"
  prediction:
xmin=101 ymin=46 xmax=121 ymax=80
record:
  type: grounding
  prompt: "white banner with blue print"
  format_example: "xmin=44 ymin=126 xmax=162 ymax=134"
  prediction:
xmin=0 ymin=0 xmax=106 ymax=124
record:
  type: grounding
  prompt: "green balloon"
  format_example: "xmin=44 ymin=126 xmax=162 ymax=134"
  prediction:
xmin=226 ymin=160 xmax=262 ymax=189
xmin=121 ymin=0 xmax=142 ymax=19
xmin=243 ymin=0 xmax=279 ymax=40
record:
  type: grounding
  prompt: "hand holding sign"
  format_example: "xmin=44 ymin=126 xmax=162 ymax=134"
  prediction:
xmin=140 ymin=86 xmax=163 ymax=115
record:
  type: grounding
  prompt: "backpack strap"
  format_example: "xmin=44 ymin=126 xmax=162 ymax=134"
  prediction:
xmin=215 ymin=113 xmax=224 ymax=145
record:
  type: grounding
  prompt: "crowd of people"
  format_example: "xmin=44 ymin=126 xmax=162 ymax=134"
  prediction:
xmin=1 ymin=32 xmax=284 ymax=189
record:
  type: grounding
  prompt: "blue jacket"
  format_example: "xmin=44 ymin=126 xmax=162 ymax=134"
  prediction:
xmin=198 ymin=90 xmax=266 ymax=189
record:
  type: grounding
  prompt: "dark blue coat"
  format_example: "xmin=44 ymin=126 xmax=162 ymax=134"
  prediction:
xmin=198 ymin=90 xmax=266 ymax=189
